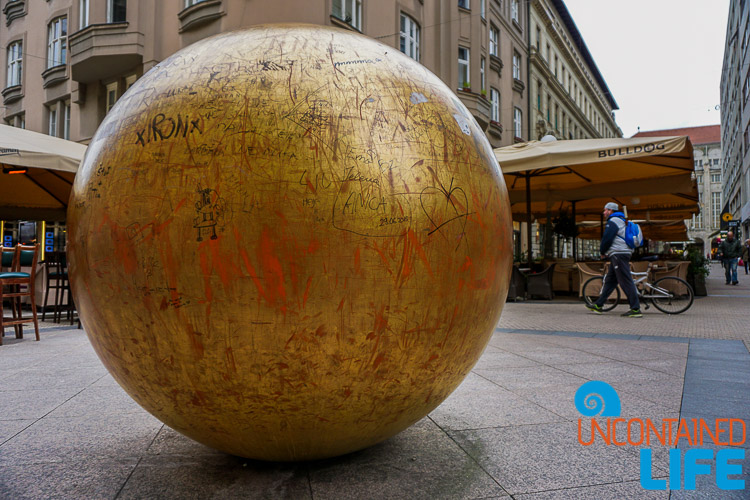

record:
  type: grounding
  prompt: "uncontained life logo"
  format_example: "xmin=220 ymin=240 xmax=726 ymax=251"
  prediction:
xmin=574 ymin=381 xmax=746 ymax=491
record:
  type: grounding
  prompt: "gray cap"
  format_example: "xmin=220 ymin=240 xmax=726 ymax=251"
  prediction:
xmin=604 ymin=202 xmax=619 ymax=211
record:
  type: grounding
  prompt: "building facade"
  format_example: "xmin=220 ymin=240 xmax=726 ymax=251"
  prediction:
xmin=720 ymin=0 xmax=750 ymax=238
xmin=1 ymin=0 xmax=529 ymax=150
xmin=527 ymin=0 xmax=621 ymax=142
xmin=633 ymin=125 xmax=722 ymax=250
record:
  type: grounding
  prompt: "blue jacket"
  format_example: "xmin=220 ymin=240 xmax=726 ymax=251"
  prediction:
xmin=600 ymin=212 xmax=632 ymax=256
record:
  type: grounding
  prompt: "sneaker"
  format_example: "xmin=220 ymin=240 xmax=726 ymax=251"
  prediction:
xmin=586 ymin=303 xmax=603 ymax=314
xmin=621 ymin=309 xmax=643 ymax=318
xmin=732 ymin=281 xmax=739 ymax=285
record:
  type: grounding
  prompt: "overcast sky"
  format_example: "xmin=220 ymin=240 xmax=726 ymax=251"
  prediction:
xmin=562 ymin=0 xmax=730 ymax=137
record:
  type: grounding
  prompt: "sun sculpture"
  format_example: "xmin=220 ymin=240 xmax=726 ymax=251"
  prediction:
xmin=68 ymin=24 xmax=512 ymax=461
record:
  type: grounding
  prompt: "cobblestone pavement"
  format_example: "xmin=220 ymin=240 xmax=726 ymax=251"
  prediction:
xmin=499 ymin=263 xmax=750 ymax=352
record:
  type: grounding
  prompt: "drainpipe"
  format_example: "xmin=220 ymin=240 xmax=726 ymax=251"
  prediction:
xmin=526 ymin=0 xmax=532 ymax=141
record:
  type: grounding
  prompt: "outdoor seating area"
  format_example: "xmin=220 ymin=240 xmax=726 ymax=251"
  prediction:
xmin=508 ymin=256 xmax=695 ymax=302
xmin=1 ymin=246 xmax=77 ymax=345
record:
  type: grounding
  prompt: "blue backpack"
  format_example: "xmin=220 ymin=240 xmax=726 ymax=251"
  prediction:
xmin=621 ymin=219 xmax=644 ymax=249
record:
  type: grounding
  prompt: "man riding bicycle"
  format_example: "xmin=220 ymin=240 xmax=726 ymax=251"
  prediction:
xmin=586 ymin=202 xmax=642 ymax=318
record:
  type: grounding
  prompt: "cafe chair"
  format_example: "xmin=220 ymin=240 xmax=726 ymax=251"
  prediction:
xmin=0 ymin=244 xmax=40 ymax=345
xmin=527 ymin=263 xmax=556 ymax=300
xmin=42 ymin=251 xmax=72 ymax=323
xmin=507 ymin=265 xmax=527 ymax=301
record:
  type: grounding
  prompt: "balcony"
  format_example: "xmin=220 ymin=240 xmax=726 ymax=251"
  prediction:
xmin=42 ymin=64 xmax=67 ymax=88
xmin=178 ymin=0 xmax=224 ymax=33
xmin=69 ymin=23 xmax=144 ymax=83
xmin=489 ymin=55 xmax=502 ymax=76
xmin=456 ymin=89 xmax=491 ymax=131
xmin=2 ymin=84 xmax=22 ymax=105
xmin=3 ymin=0 xmax=25 ymax=26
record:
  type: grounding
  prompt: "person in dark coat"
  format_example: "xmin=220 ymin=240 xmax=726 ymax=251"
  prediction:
xmin=718 ymin=231 xmax=742 ymax=285
xmin=586 ymin=202 xmax=642 ymax=317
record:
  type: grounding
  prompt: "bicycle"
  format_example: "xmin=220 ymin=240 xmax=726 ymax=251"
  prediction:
xmin=582 ymin=266 xmax=694 ymax=315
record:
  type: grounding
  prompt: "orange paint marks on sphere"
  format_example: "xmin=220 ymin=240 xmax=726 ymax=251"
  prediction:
xmin=67 ymin=24 xmax=512 ymax=461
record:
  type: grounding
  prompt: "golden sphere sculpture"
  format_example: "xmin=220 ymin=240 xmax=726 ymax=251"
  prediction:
xmin=68 ymin=24 xmax=512 ymax=461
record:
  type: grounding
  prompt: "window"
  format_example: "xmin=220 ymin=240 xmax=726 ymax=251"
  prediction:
xmin=513 ymin=108 xmax=522 ymax=139
xmin=6 ymin=114 xmax=24 ymax=129
xmin=546 ymin=95 xmax=551 ymax=121
xmin=536 ymin=81 xmax=541 ymax=110
xmin=480 ymin=0 xmax=485 ymax=18
xmin=536 ymin=26 xmax=541 ymax=49
xmin=711 ymin=173 xmax=722 ymax=183
xmin=400 ymin=14 xmax=419 ymax=61
xmin=47 ymin=17 xmax=68 ymax=68
xmin=554 ymin=54 xmax=558 ymax=77
xmin=480 ymin=57 xmax=485 ymax=92
xmin=511 ymin=0 xmax=519 ymax=23
xmin=48 ymin=106 xmax=58 ymax=137
xmin=458 ymin=47 xmax=469 ymax=89
xmin=185 ymin=0 xmax=209 ymax=6
xmin=694 ymin=210 xmax=703 ymax=228
xmin=6 ymin=41 xmax=22 ymax=88
xmin=711 ymin=192 xmax=721 ymax=227
xmin=694 ymin=159 xmax=703 ymax=168
xmin=512 ymin=51 xmax=521 ymax=80
xmin=554 ymin=104 xmax=559 ymax=130
xmin=489 ymin=25 xmax=499 ymax=57
xmin=490 ymin=88 xmax=500 ymax=122
xmin=107 ymin=0 xmax=127 ymax=23
xmin=545 ymin=43 xmax=550 ymax=62
xmin=105 ymin=81 xmax=118 ymax=114
xmin=696 ymin=174 xmax=703 ymax=183
xmin=711 ymin=158 xmax=720 ymax=166
xmin=332 ymin=0 xmax=362 ymax=30
xmin=458 ymin=0 xmax=469 ymax=9
xmin=62 ymin=101 xmax=70 ymax=140
xmin=125 ymin=74 xmax=137 ymax=90
xmin=79 ymin=0 xmax=89 ymax=29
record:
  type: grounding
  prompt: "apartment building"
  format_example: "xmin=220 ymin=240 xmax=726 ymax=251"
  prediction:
xmin=720 ymin=0 xmax=750 ymax=237
xmin=1 ymin=0 xmax=529 ymax=149
xmin=527 ymin=0 xmax=620 ymax=141
xmin=633 ymin=125 xmax=722 ymax=250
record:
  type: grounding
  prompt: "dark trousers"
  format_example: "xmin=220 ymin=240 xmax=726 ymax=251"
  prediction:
xmin=596 ymin=253 xmax=640 ymax=310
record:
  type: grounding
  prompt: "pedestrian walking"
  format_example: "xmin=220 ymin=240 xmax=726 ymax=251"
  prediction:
xmin=742 ymin=239 xmax=749 ymax=275
xmin=586 ymin=202 xmax=642 ymax=317
xmin=718 ymin=231 xmax=742 ymax=285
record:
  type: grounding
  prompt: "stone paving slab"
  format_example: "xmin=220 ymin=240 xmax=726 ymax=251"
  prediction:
xmin=1 ymin=266 xmax=748 ymax=498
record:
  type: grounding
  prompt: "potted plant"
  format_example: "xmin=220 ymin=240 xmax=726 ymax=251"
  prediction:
xmin=685 ymin=246 xmax=710 ymax=296
xmin=462 ymin=81 xmax=471 ymax=92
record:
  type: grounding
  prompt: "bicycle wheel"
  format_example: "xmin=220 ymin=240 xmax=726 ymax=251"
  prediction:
xmin=651 ymin=277 xmax=694 ymax=314
xmin=582 ymin=276 xmax=620 ymax=312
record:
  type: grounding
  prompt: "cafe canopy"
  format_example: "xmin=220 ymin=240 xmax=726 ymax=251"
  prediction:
xmin=494 ymin=136 xmax=699 ymax=261
xmin=0 ymin=124 xmax=87 ymax=220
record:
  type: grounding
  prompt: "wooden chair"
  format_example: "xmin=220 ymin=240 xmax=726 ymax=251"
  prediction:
xmin=0 ymin=244 xmax=40 ymax=345
xmin=630 ymin=261 xmax=650 ymax=273
xmin=41 ymin=251 xmax=74 ymax=324
xmin=527 ymin=263 xmax=556 ymax=300
xmin=576 ymin=262 xmax=603 ymax=297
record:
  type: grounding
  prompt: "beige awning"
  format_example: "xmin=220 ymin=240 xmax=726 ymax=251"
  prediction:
xmin=0 ymin=124 xmax=87 ymax=220
xmin=495 ymin=136 xmax=699 ymax=219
